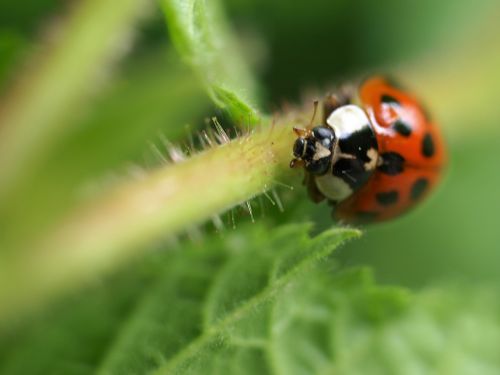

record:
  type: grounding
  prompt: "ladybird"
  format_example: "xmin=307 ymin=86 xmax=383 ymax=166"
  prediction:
xmin=290 ymin=76 xmax=446 ymax=224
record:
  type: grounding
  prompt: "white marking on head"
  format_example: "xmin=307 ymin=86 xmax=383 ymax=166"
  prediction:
xmin=313 ymin=141 xmax=332 ymax=160
xmin=326 ymin=104 xmax=370 ymax=137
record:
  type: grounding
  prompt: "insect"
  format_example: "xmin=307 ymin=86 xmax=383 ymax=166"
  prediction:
xmin=290 ymin=76 xmax=446 ymax=224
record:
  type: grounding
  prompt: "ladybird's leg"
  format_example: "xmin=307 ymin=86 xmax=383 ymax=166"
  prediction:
xmin=331 ymin=201 xmax=376 ymax=225
xmin=327 ymin=199 xmax=338 ymax=207
xmin=304 ymin=172 xmax=326 ymax=203
xmin=323 ymin=95 xmax=341 ymax=123
xmin=330 ymin=205 xmax=348 ymax=225
xmin=323 ymin=84 xmax=355 ymax=122
xmin=301 ymin=100 xmax=320 ymax=131
xmin=327 ymin=200 xmax=343 ymax=221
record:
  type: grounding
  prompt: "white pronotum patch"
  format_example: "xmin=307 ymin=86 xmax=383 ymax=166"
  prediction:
xmin=314 ymin=174 xmax=353 ymax=201
xmin=326 ymin=104 xmax=370 ymax=137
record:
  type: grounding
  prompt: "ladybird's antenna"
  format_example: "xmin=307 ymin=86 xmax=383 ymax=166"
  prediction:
xmin=293 ymin=127 xmax=307 ymax=137
xmin=291 ymin=100 xmax=319 ymax=145
xmin=307 ymin=100 xmax=319 ymax=129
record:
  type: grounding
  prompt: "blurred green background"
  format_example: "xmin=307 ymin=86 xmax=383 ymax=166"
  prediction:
xmin=1 ymin=0 xmax=500 ymax=372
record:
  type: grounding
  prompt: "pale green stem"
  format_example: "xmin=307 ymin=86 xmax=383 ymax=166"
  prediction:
xmin=0 ymin=0 xmax=150 ymax=201
xmin=0 ymin=116 xmax=304 ymax=323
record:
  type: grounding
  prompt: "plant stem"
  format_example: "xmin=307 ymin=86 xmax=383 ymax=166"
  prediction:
xmin=0 ymin=116 xmax=304 ymax=323
xmin=0 ymin=0 xmax=149 ymax=202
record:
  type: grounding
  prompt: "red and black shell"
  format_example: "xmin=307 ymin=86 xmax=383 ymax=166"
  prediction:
xmin=290 ymin=76 xmax=446 ymax=224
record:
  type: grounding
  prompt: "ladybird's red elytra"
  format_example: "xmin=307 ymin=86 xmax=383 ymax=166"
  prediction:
xmin=290 ymin=76 xmax=446 ymax=224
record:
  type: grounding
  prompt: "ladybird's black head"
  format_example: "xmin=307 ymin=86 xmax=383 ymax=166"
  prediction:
xmin=291 ymin=126 xmax=335 ymax=175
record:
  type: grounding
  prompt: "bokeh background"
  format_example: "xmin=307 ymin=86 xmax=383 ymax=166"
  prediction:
xmin=1 ymin=0 xmax=500 ymax=372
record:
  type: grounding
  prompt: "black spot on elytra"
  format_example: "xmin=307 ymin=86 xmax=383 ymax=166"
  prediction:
xmin=381 ymin=94 xmax=400 ymax=106
xmin=378 ymin=152 xmax=405 ymax=175
xmin=393 ymin=120 xmax=412 ymax=137
xmin=411 ymin=178 xmax=428 ymax=200
xmin=422 ymin=133 xmax=435 ymax=157
xmin=376 ymin=190 xmax=399 ymax=206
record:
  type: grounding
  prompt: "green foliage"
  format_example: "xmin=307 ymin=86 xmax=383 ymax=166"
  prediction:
xmin=1 ymin=0 xmax=500 ymax=373
xmin=271 ymin=271 xmax=500 ymax=375
xmin=161 ymin=0 xmax=261 ymax=123
xmin=2 ymin=225 xmax=500 ymax=374
xmin=0 ymin=224 xmax=358 ymax=374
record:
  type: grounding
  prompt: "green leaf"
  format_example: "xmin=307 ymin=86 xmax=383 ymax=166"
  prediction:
xmin=3 ymin=223 xmax=500 ymax=375
xmin=160 ymin=0 xmax=261 ymax=124
xmin=0 ymin=224 xmax=359 ymax=375
xmin=271 ymin=269 xmax=500 ymax=375
xmin=96 ymin=224 xmax=358 ymax=374
xmin=0 ymin=255 xmax=162 ymax=375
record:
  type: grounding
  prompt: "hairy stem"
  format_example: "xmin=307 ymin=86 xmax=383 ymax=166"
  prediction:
xmin=0 ymin=115 xmax=306 ymax=323
xmin=0 ymin=0 xmax=150 ymax=202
